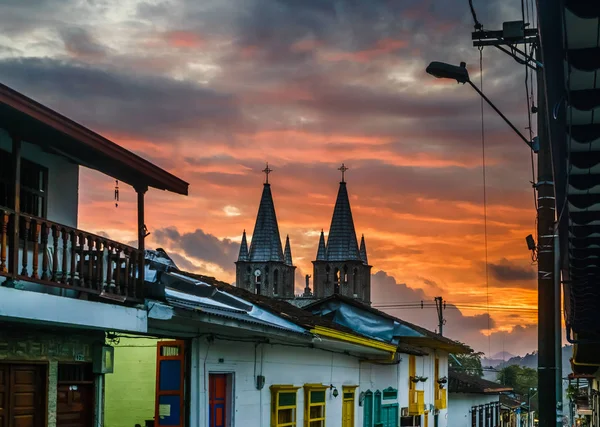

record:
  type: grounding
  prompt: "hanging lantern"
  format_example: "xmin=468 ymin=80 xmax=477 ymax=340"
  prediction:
xmin=114 ymin=180 xmax=119 ymax=207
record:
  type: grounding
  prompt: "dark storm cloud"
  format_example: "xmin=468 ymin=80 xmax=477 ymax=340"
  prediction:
xmin=152 ymin=227 xmax=239 ymax=271
xmin=0 ymin=57 xmax=243 ymax=141
xmin=60 ymin=27 xmax=108 ymax=58
xmin=296 ymin=83 xmax=483 ymax=119
xmin=489 ymin=258 xmax=536 ymax=282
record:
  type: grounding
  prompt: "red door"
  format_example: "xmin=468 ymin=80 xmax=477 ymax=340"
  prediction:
xmin=208 ymin=374 xmax=227 ymax=427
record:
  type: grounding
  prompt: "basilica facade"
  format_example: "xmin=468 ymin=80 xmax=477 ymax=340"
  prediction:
xmin=235 ymin=164 xmax=372 ymax=305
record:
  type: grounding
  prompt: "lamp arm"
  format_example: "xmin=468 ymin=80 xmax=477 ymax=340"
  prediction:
xmin=467 ymin=80 xmax=532 ymax=148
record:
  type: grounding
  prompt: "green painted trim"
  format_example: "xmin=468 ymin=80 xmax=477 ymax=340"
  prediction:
xmin=382 ymin=386 xmax=398 ymax=400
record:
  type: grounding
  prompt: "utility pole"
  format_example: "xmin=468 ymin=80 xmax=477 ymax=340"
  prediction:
xmin=434 ymin=296 xmax=445 ymax=336
xmin=472 ymin=21 xmax=562 ymax=426
xmin=536 ymin=52 xmax=560 ymax=427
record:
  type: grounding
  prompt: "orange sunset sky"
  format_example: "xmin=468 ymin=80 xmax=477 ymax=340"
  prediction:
xmin=0 ymin=0 xmax=549 ymax=356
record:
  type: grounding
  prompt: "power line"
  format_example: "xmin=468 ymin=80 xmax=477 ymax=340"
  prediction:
xmin=374 ymin=303 xmax=538 ymax=313
xmin=376 ymin=305 xmax=539 ymax=314
xmin=478 ymin=44 xmax=492 ymax=362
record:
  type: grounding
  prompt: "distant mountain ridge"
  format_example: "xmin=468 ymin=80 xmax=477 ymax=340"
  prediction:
xmin=482 ymin=351 xmax=516 ymax=368
xmin=482 ymin=345 xmax=573 ymax=382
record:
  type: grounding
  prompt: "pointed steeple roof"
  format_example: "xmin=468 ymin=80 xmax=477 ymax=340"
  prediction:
xmin=326 ymin=182 xmax=360 ymax=261
xmin=248 ymin=183 xmax=284 ymax=262
xmin=238 ymin=230 xmax=249 ymax=262
xmin=316 ymin=230 xmax=327 ymax=261
xmin=359 ymin=234 xmax=368 ymax=264
xmin=284 ymin=235 xmax=293 ymax=266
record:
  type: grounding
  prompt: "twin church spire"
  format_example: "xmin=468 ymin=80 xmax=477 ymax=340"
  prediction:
xmin=235 ymin=163 xmax=371 ymax=304
xmin=235 ymin=164 xmax=295 ymax=298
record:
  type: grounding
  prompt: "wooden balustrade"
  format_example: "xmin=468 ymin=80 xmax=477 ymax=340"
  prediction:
xmin=0 ymin=209 xmax=143 ymax=302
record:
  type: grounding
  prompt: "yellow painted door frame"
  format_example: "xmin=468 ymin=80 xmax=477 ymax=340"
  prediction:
xmin=342 ymin=386 xmax=357 ymax=427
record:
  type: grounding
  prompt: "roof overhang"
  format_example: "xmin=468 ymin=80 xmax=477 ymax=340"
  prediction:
xmin=538 ymin=0 xmax=600 ymax=360
xmin=0 ymin=83 xmax=188 ymax=195
xmin=400 ymin=336 xmax=471 ymax=354
xmin=147 ymin=300 xmax=312 ymax=341
xmin=571 ymin=344 xmax=600 ymax=375
xmin=310 ymin=325 xmax=397 ymax=359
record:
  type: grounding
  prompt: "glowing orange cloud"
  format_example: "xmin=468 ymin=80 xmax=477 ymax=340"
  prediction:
xmin=164 ymin=31 xmax=205 ymax=48
xmin=324 ymin=38 xmax=409 ymax=63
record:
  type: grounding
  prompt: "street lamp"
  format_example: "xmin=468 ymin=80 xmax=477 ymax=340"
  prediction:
xmin=425 ymin=61 xmax=539 ymax=152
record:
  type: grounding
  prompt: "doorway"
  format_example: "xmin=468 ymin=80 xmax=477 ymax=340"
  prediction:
xmin=56 ymin=363 xmax=95 ymax=427
xmin=380 ymin=404 xmax=399 ymax=427
xmin=0 ymin=363 xmax=47 ymax=427
xmin=341 ymin=387 xmax=355 ymax=427
xmin=209 ymin=374 xmax=232 ymax=427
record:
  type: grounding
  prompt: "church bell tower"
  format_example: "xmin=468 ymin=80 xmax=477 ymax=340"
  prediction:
xmin=235 ymin=164 xmax=296 ymax=297
xmin=312 ymin=164 xmax=372 ymax=304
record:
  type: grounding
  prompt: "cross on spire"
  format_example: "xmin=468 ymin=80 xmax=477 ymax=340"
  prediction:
xmin=338 ymin=163 xmax=349 ymax=183
xmin=262 ymin=162 xmax=273 ymax=184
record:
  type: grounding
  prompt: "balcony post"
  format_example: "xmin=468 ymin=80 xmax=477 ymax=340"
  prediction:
xmin=9 ymin=135 xmax=21 ymax=279
xmin=136 ymin=185 xmax=148 ymax=291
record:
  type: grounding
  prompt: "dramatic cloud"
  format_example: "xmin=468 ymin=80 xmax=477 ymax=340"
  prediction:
xmin=370 ymin=270 xmax=539 ymax=355
xmin=1 ymin=0 xmax=543 ymax=355
xmin=0 ymin=58 xmax=243 ymax=142
xmin=60 ymin=27 xmax=108 ymax=59
xmin=489 ymin=258 xmax=536 ymax=282
xmin=152 ymin=227 xmax=239 ymax=274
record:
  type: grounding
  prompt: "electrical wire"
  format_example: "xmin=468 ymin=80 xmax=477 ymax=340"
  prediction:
xmin=478 ymin=45 xmax=491 ymax=358
xmin=521 ymin=0 xmax=539 ymax=267
xmin=373 ymin=303 xmax=540 ymax=314
xmin=373 ymin=300 xmax=540 ymax=309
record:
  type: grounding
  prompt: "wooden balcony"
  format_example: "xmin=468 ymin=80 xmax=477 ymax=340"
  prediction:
xmin=435 ymin=389 xmax=447 ymax=410
xmin=0 ymin=209 xmax=143 ymax=303
xmin=409 ymin=390 xmax=424 ymax=415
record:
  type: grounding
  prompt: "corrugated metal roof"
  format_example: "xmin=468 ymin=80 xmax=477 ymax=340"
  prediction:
xmin=166 ymin=298 xmax=305 ymax=333
xmin=550 ymin=0 xmax=600 ymax=340
xmin=449 ymin=369 xmax=513 ymax=394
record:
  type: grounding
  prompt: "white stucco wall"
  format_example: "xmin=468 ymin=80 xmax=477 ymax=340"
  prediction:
xmin=189 ymin=337 xmax=414 ymax=427
xmin=448 ymin=393 xmax=500 ymax=427
xmin=188 ymin=338 xmax=452 ymax=427
xmin=190 ymin=338 xmax=359 ymax=427
xmin=0 ymin=129 xmax=79 ymax=227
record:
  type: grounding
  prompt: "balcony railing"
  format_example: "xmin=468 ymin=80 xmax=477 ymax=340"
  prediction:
xmin=409 ymin=390 xmax=424 ymax=415
xmin=0 ymin=209 xmax=143 ymax=302
xmin=435 ymin=389 xmax=447 ymax=410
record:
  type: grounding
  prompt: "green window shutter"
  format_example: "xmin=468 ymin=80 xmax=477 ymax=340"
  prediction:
xmin=381 ymin=405 xmax=399 ymax=427
xmin=363 ymin=391 xmax=373 ymax=427
xmin=374 ymin=391 xmax=382 ymax=424
xmin=382 ymin=387 xmax=397 ymax=400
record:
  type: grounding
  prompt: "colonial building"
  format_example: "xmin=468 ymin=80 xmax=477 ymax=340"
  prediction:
xmin=106 ymin=249 xmax=470 ymax=427
xmin=0 ymin=83 xmax=188 ymax=427
xmin=235 ymin=164 xmax=296 ymax=298
xmin=235 ymin=163 xmax=372 ymax=305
